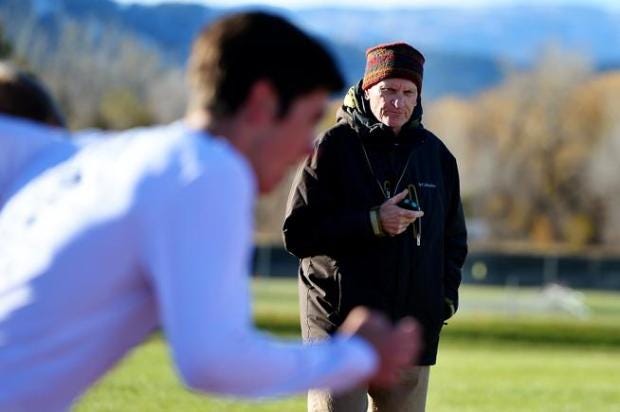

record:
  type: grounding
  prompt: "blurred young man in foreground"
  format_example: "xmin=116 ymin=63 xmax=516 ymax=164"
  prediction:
xmin=0 ymin=12 xmax=420 ymax=411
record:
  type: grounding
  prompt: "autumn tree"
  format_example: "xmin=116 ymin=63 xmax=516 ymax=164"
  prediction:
xmin=0 ymin=24 xmax=12 ymax=58
xmin=5 ymin=13 xmax=185 ymax=129
xmin=427 ymin=48 xmax=620 ymax=248
xmin=585 ymin=73 xmax=620 ymax=246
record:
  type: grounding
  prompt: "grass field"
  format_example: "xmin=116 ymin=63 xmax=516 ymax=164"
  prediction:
xmin=76 ymin=279 xmax=620 ymax=411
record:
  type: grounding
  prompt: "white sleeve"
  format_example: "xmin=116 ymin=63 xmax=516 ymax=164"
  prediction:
xmin=0 ymin=115 xmax=68 ymax=203
xmin=140 ymin=151 xmax=377 ymax=397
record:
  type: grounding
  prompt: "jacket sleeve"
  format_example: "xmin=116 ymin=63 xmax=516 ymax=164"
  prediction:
xmin=443 ymin=154 xmax=468 ymax=317
xmin=283 ymin=133 xmax=377 ymax=259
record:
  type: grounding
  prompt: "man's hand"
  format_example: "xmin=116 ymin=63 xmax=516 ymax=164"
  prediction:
xmin=379 ymin=190 xmax=423 ymax=236
xmin=338 ymin=307 xmax=422 ymax=388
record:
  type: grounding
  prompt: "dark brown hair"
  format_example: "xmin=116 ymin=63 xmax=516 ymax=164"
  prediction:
xmin=188 ymin=12 xmax=343 ymax=119
xmin=0 ymin=62 xmax=65 ymax=127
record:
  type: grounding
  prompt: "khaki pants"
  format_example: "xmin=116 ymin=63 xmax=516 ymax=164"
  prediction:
xmin=308 ymin=365 xmax=430 ymax=412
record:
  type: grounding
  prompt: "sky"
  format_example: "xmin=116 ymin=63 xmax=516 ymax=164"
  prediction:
xmin=114 ymin=0 xmax=620 ymax=10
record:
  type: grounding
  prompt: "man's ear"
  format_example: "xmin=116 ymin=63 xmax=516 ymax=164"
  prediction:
xmin=243 ymin=80 xmax=279 ymax=126
xmin=364 ymin=88 xmax=370 ymax=100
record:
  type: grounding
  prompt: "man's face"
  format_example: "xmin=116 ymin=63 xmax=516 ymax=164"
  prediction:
xmin=253 ymin=89 xmax=328 ymax=194
xmin=364 ymin=78 xmax=418 ymax=134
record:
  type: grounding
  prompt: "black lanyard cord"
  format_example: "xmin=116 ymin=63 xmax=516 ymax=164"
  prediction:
xmin=359 ymin=142 xmax=416 ymax=200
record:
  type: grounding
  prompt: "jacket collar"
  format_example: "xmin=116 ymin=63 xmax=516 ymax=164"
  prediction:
xmin=336 ymin=80 xmax=424 ymax=143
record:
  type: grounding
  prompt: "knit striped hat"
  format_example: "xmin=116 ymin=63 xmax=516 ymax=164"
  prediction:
xmin=361 ymin=42 xmax=425 ymax=92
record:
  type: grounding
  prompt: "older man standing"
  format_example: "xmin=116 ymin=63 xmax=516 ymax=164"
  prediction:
xmin=284 ymin=42 xmax=468 ymax=412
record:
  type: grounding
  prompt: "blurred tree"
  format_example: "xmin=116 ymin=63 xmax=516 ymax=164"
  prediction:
xmin=0 ymin=25 xmax=12 ymax=58
xmin=585 ymin=73 xmax=620 ymax=246
xmin=96 ymin=88 xmax=155 ymax=130
xmin=6 ymin=15 xmax=183 ymax=129
xmin=146 ymin=67 xmax=187 ymax=124
xmin=427 ymin=47 xmax=619 ymax=248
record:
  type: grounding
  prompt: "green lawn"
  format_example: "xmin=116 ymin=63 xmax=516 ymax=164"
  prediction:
xmin=76 ymin=279 xmax=620 ymax=411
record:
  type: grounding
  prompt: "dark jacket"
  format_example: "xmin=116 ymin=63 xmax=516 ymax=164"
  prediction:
xmin=283 ymin=82 xmax=468 ymax=365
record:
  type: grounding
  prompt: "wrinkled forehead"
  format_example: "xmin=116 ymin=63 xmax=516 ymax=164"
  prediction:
xmin=373 ymin=78 xmax=418 ymax=91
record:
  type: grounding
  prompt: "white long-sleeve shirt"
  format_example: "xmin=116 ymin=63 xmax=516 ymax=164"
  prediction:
xmin=0 ymin=119 xmax=377 ymax=411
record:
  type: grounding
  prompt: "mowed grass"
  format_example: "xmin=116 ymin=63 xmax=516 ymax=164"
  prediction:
xmin=76 ymin=279 xmax=620 ymax=411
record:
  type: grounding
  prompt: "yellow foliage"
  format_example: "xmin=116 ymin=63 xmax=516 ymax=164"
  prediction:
xmin=426 ymin=51 xmax=620 ymax=248
xmin=530 ymin=215 xmax=555 ymax=245
xmin=98 ymin=88 xmax=154 ymax=130
xmin=563 ymin=214 xmax=595 ymax=246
